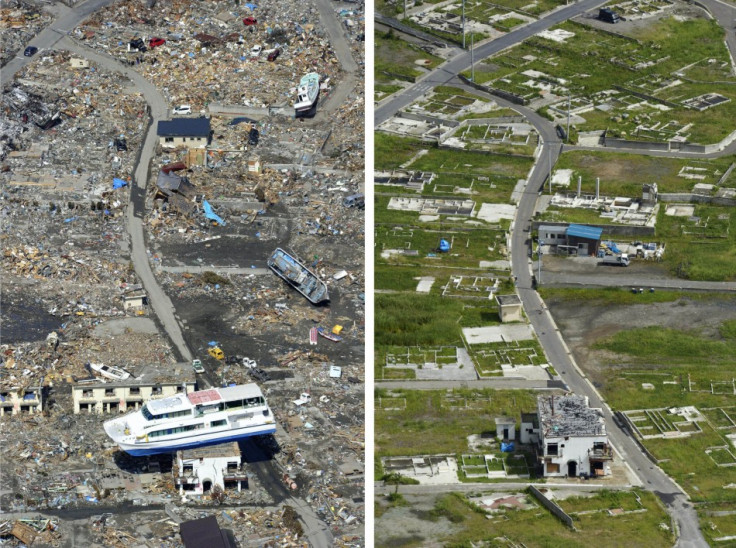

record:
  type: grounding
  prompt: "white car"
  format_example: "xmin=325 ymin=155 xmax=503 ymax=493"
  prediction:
xmin=172 ymin=104 xmax=192 ymax=115
xmin=250 ymin=45 xmax=262 ymax=56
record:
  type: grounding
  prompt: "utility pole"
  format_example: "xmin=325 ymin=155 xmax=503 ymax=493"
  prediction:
xmin=566 ymin=93 xmax=571 ymax=143
xmin=548 ymin=144 xmax=552 ymax=194
xmin=404 ymin=0 xmax=407 ymax=19
xmin=471 ymin=32 xmax=475 ymax=81
xmin=462 ymin=0 xmax=466 ymax=49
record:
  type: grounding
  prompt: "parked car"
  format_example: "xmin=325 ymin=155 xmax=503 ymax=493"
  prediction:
xmin=267 ymin=48 xmax=281 ymax=62
xmin=148 ymin=37 xmax=166 ymax=48
xmin=343 ymin=193 xmax=364 ymax=209
xmin=172 ymin=104 xmax=192 ymax=115
xmin=192 ymin=359 xmax=205 ymax=373
xmin=129 ymin=38 xmax=146 ymax=52
xmin=208 ymin=347 xmax=224 ymax=360
xmin=243 ymin=16 xmax=257 ymax=25
xmin=598 ymin=7 xmax=620 ymax=23
xmin=248 ymin=128 xmax=259 ymax=146
xmin=24 ymin=46 xmax=38 ymax=57
xmin=250 ymin=44 xmax=262 ymax=56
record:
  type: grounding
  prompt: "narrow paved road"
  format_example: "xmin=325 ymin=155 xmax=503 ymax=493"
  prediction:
xmin=0 ymin=0 xmax=115 ymax=85
xmin=55 ymin=36 xmax=193 ymax=364
xmin=376 ymin=379 xmax=563 ymax=390
xmin=379 ymin=481 xmax=634 ymax=496
xmin=541 ymin=270 xmax=736 ymax=292
xmin=312 ymin=0 xmax=361 ymax=122
xmin=499 ymin=86 xmax=709 ymax=548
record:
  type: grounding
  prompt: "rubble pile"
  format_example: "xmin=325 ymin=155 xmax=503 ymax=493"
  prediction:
xmin=1 ymin=51 xmax=145 ymax=184
xmin=0 ymin=0 xmax=52 ymax=66
xmin=75 ymin=0 xmax=344 ymax=109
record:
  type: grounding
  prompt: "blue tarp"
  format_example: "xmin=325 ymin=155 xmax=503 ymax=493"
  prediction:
xmin=203 ymin=200 xmax=225 ymax=225
xmin=439 ymin=239 xmax=450 ymax=252
xmin=501 ymin=442 xmax=515 ymax=452
xmin=244 ymin=2 xmax=257 ymax=9
xmin=113 ymin=178 xmax=127 ymax=189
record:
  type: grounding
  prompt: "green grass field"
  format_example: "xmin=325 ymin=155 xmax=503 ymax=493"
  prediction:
xmin=554 ymin=151 xmax=735 ymax=196
xmin=375 ymin=30 xmax=444 ymax=84
xmin=464 ymin=17 xmax=736 ymax=143
xmin=375 ymin=388 xmax=538 ymax=456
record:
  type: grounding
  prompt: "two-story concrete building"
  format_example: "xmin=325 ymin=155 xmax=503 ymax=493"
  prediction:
xmin=533 ymin=394 xmax=613 ymax=478
xmin=0 ymin=384 xmax=43 ymax=416
xmin=72 ymin=362 xmax=196 ymax=414
xmin=175 ymin=442 xmax=247 ymax=496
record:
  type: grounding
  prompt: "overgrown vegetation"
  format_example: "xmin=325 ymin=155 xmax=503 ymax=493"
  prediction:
xmin=375 ymin=388 xmax=537 ymax=456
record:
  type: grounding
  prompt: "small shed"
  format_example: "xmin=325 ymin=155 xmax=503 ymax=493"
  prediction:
xmin=123 ymin=292 xmax=147 ymax=313
xmin=495 ymin=416 xmax=516 ymax=441
xmin=566 ymin=224 xmax=602 ymax=256
xmin=495 ymin=294 xmax=522 ymax=323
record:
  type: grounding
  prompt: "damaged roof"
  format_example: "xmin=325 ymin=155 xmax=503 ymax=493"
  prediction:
xmin=537 ymin=394 xmax=606 ymax=438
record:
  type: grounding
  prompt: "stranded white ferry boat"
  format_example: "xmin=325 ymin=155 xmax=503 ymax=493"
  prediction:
xmin=103 ymin=384 xmax=276 ymax=456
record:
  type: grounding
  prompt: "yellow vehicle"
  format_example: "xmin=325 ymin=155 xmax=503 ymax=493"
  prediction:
xmin=208 ymin=347 xmax=224 ymax=360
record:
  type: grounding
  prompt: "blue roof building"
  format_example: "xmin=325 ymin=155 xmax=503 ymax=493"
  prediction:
xmin=566 ymin=224 xmax=602 ymax=256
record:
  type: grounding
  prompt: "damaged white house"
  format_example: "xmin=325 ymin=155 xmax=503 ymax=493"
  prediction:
xmin=525 ymin=394 xmax=613 ymax=478
xmin=175 ymin=442 xmax=248 ymax=496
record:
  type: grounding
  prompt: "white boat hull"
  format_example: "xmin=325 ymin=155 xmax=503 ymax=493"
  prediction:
xmin=105 ymin=421 xmax=276 ymax=456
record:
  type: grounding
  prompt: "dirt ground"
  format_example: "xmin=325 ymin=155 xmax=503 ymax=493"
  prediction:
xmin=375 ymin=492 xmax=462 ymax=547
xmin=545 ymin=257 xmax=736 ymax=386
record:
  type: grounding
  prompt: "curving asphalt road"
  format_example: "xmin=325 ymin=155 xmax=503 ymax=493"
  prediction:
xmin=446 ymin=81 xmax=710 ymax=548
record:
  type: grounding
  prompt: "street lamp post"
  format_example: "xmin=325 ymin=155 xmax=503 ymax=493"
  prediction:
xmin=462 ymin=0 xmax=466 ymax=49
xmin=471 ymin=32 xmax=475 ymax=81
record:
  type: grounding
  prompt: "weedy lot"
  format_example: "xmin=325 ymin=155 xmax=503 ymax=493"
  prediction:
xmin=375 ymin=388 xmax=538 ymax=456
xmin=467 ymin=16 xmax=736 ymax=144
xmin=543 ymin=289 xmax=736 ymax=504
xmin=375 ymin=490 xmax=674 ymax=547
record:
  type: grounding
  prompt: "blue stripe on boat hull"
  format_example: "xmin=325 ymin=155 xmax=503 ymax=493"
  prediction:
xmin=120 ymin=426 xmax=276 ymax=456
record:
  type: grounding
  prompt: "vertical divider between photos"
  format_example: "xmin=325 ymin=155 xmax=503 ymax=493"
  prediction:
xmin=365 ymin=11 xmax=376 ymax=544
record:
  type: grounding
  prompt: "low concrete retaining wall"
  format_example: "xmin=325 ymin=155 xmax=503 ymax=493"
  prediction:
xmin=529 ymin=485 xmax=576 ymax=530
